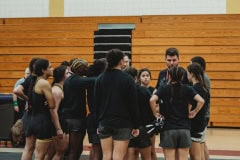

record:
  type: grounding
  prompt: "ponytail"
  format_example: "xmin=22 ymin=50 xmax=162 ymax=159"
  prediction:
xmin=27 ymin=75 xmax=37 ymax=109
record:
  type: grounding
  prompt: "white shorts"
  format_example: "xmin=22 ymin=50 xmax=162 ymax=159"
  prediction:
xmin=191 ymin=127 xmax=207 ymax=143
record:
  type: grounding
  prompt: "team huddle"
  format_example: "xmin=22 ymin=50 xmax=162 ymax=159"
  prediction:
xmin=13 ymin=47 xmax=210 ymax=160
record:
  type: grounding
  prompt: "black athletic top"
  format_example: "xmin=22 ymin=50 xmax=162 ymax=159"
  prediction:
xmin=190 ymin=83 xmax=209 ymax=133
xmin=155 ymin=83 xmax=197 ymax=130
xmin=61 ymin=75 xmax=95 ymax=119
xmin=94 ymin=69 xmax=140 ymax=129
xmin=27 ymin=91 xmax=54 ymax=138
xmin=31 ymin=91 xmax=49 ymax=115
xmin=136 ymin=85 xmax=155 ymax=126
xmin=147 ymin=86 xmax=155 ymax=95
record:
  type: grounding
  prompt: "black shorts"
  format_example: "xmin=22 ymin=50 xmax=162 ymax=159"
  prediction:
xmin=26 ymin=113 xmax=54 ymax=140
xmin=87 ymin=114 xmax=100 ymax=144
xmin=22 ymin=111 xmax=32 ymax=136
xmin=128 ymin=126 xmax=151 ymax=148
xmin=160 ymin=129 xmax=191 ymax=148
xmin=62 ymin=118 xmax=87 ymax=134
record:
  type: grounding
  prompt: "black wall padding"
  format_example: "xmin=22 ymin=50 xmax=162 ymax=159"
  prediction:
xmin=94 ymin=53 xmax=108 ymax=59
xmin=94 ymin=37 xmax=131 ymax=43
xmin=94 ymin=29 xmax=132 ymax=60
xmin=94 ymin=45 xmax=131 ymax=51
xmin=94 ymin=29 xmax=131 ymax=35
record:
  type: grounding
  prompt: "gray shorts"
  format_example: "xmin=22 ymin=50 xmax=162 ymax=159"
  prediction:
xmin=160 ymin=129 xmax=191 ymax=148
xmin=98 ymin=126 xmax=133 ymax=140
xmin=191 ymin=127 xmax=207 ymax=143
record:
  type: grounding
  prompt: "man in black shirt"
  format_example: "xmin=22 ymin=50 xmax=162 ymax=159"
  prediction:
xmin=155 ymin=47 xmax=189 ymax=91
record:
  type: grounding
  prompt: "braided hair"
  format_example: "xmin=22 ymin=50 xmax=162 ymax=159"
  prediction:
xmin=168 ymin=66 xmax=184 ymax=103
xmin=70 ymin=58 xmax=88 ymax=75
xmin=169 ymin=66 xmax=184 ymax=84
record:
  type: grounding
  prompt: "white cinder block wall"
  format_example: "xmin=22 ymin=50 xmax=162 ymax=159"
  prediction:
xmin=0 ymin=0 xmax=226 ymax=18
xmin=0 ymin=0 xmax=49 ymax=18
xmin=65 ymin=0 xmax=226 ymax=16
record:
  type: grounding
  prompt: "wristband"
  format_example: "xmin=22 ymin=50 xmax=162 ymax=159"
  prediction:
xmin=13 ymin=101 xmax=18 ymax=107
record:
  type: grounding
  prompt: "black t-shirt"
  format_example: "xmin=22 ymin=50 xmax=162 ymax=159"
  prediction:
xmin=156 ymin=83 xmax=197 ymax=130
xmin=136 ymin=85 xmax=155 ymax=126
xmin=147 ymin=86 xmax=155 ymax=95
xmin=61 ymin=75 xmax=95 ymax=119
xmin=190 ymin=83 xmax=210 ymax=133
xmin=94 ymin=69 xmax=140 ymax=129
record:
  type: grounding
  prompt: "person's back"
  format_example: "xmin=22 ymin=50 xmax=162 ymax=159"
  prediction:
xmin=96 ymin=68 xmax=139 ymax=128
xmin=158 ymin=83 xmax=195 ymax=130
xmin=94 ymin=49 xmax=140 ymax=160
xmin=150 ymin=66 xmax=205 ymax=160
